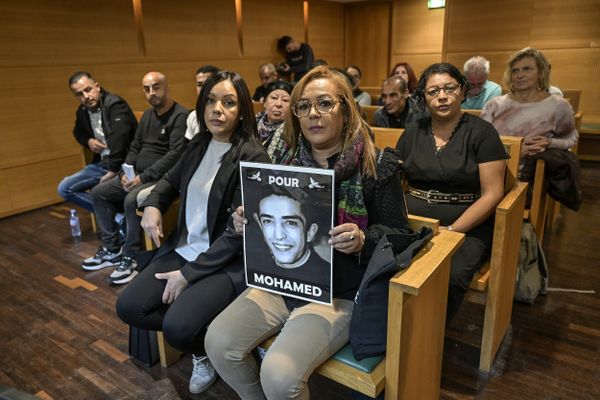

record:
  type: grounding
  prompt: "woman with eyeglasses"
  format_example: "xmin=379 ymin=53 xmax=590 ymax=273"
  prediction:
xmin=205 ymin=66 xmax=411 ymax=399
xmin=395 ymin=63 xmax=508 ymax=322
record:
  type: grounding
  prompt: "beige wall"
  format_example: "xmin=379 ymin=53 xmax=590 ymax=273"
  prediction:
xmin=1 ymin=0 xmax=598 ymax=218
xmin=443 ymin=0 xmax=600 ymax=123
xmin=0 ymin=0 xmax=344 ymax=218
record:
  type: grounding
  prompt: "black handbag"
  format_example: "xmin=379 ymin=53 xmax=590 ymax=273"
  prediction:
xmin=350 ymin=227 xmax=433 ymax=360
xmin=128 ymin=326 xmax=159 ymax=366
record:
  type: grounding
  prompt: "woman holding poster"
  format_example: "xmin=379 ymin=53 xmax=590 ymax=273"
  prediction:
xmin=206 ymin=66 xmax=411 ymax=400
xmin=116 ymin=71 xmax=270 ymax=395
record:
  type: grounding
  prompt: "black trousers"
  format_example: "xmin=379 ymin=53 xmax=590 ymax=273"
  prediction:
xmin=91 ymin=175 xmax=155 ymax=255
xmin=406 ymin=195 xmax=493 ymax=323
xmin=116 ymin=251 xmax=236 ymax=355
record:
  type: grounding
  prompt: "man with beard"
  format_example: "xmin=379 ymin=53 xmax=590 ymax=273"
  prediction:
xmin=83 ymin=72 xmax=188 ymax=286
xmin=58 ymin=72 xmax=137 ymax=212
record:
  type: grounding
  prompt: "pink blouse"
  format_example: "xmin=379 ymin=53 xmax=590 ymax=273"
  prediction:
xmin=480 ymin=94 xmax=578 ymax=150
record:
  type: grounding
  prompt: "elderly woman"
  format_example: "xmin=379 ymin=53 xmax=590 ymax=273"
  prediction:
xmin=205 ymin=66 xmax=411 ymax=400
xmin=116 ymin=71 xmax=270 ymax=395
xmin=255 ymin=80 xmax=293 ymax=161
xmin=395 ymin=63 xmax=508 ymax=322
xmin=481 ymin=47 xmax=577 ymax=164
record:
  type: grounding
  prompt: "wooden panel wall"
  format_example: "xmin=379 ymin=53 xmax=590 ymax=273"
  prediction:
xmin=344 ymin=2 xmax=392 ymax=87
xmin=390 ymin=0 xmax=445 ymax=80
xmin=0 ymin=0 xmax=344 ymax=218
xmin=443 ymin=0 xmax=600 ymax=124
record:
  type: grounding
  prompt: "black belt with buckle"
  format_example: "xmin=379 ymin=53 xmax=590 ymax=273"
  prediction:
xmin=408 ymin=187 xmax=481 ymax=204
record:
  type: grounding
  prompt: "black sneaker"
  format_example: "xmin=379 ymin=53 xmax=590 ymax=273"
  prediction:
xmin=109 ymin=255 xmax=138 ymax=285
xmin=82 ymin=247 xmax=122 ymax=271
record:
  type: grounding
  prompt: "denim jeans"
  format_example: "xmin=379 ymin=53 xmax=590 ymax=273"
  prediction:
xmin=57 ymin=163 xmax=108 ymax=212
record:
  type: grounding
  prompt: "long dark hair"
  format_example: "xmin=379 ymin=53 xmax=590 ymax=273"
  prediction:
xmin=195 ymin=71 xmax=259 ymax=150
xmin=413 ymin=62 xmax=468 ymax=110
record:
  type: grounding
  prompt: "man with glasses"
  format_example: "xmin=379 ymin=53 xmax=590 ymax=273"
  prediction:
xmin=373 ymin=76 xmax=416 ymax=129
xmin=461 ymin=56 xmax=501 ymax=110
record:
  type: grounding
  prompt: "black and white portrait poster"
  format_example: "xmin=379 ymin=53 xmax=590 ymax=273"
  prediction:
xmin=240 ymin=161 xmax=334 ymax=305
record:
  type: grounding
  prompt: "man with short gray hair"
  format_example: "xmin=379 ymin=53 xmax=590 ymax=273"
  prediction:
xmin=461 ymin=56 xmax=502 ymax=110
xmin=252 ymin=63 xmax=279 ymax=102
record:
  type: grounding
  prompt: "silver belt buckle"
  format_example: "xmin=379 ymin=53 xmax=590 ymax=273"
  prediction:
xmin=426 ymin=190 xmax=441 ymax=204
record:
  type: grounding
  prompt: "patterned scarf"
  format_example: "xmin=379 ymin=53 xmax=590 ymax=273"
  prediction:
xmin=287 ymin=134 xmax=368 ymax=229
xmin=256 ymin=112 xmax=289 ymax=163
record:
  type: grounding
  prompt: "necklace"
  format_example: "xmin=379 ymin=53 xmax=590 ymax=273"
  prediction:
xmin=429 ymin=114 xmax=466 ymax=155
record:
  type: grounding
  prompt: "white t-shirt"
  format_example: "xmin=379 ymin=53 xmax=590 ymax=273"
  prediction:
xmin=175 ymin=139 xmax=232 ymax=261
xmin=88 ymin=109 xmax=110 ymax=158
xmin=184 ymin=110 xmax=200 ymax=140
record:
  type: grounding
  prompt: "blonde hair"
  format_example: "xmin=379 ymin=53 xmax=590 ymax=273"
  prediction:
xmin=284 ymin=66 xmax=377 ymax=177
xmin=504 ymin=47 xmax=551 ymax=93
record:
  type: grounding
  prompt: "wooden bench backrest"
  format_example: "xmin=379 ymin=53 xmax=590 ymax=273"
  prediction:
xmin=362 ymin=105 xmax=380 ymax=125
xmin=562 ymin=89 xmax=581 ymax=112
xmin=499 ymin=135 xmax=522 ymax=192
xmin=371 ymin=127 xmax=404 ymax=149
xmin=463 ymin=108 xmax=482 ymax=117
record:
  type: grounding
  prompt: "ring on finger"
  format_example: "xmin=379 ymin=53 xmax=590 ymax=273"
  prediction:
xmin=349 ymin=233 xmax=355 ymax=241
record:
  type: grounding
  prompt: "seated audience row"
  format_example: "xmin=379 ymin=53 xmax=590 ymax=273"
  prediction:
xmin=58 ymin=44 xmax=576 ymax=397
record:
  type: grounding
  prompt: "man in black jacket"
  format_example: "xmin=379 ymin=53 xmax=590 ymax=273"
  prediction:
xmin=83 ymin=72 xmax=188 ymax=286
xmin=58 ymin=72 xmax=137 ymax=212
xmin=277 ymin=35 xmax=314 ymax=82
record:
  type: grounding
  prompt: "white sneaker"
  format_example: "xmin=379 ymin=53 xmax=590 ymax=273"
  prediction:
xmin=189 ymin=355 xmax=217 ymax=394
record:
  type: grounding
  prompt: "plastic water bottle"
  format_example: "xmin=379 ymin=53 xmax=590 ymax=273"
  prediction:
xmin=69 ymin=209 xmax=81 ymax=238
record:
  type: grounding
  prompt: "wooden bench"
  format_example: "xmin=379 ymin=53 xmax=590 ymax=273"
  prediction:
xmin=362 ymin=105 xmax=381 ymax=126
xmin=371 ymin=127 xmax=403 ymax=149
xmin=466 ymin=135 xmax=528 ymax=371
xmin=361 ymin=86 xmax=381 ymax=105
xmin=260 ymin=217 xmax=464 ymax=399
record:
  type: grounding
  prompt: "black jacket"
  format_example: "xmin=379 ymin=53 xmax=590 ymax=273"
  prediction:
xmin=72 ymin=90 xmax=138 ymax=172
xmin=141 ymin=134 xmax=271 ymax=294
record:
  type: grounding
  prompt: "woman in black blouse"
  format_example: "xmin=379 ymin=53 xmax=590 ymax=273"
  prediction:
xmin=395 ymin=63 xmax=508 ymax=322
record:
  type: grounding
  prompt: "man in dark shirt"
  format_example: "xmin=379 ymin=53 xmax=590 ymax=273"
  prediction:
xmin=277 ymin=35 xmax=314 ymax=82
xmin=58 ymin=72 xmax=137 ymax=212
xmin=83 ymin=72 xmax=188 ymax=286
xmin=373 ymin=76 xmax=414 ymax=129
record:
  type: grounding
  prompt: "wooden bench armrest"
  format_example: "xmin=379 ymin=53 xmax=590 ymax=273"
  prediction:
xmin=390 ymin=230 xmax=463 ymax=295
xmin=407 ymin=214 xmax=439 ymax=234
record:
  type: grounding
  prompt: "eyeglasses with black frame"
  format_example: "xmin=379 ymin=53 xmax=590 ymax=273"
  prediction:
xmin=292 ymin=95 xmax=341 ymax=118
xmin=424 ymin=83 xmax=462 ymax=98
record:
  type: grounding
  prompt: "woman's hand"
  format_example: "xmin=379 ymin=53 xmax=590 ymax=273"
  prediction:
xmin=523 ymin=136 xmax=551 ymax=156
xmin=232 ymin=206 xmax=247 ymax=235
xmin=328 ymin=223 xmax=365 ymax=255
xmin=155 ymin=270 xmax=188 ymax=304
xmin=141 ymin=206 xmax=164 ymax=248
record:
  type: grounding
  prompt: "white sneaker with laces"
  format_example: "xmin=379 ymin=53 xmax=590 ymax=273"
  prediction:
xmin=189 ymin=355 xmax=217 ymax=394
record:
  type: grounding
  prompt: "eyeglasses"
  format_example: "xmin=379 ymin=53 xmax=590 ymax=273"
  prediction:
xmin=424 ymin=83 xmax=462 ymax=98
xmin=292 ymin=95 xmax=341 ymax=118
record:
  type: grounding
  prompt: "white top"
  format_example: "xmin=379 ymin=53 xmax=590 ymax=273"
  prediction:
xmin=184 ymin=110 xmax=200 ymax=140
xmin=175 ymin=139 xmax=232 ymax=261
xmin=88 ymin=109 xmax=110 ymax=157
